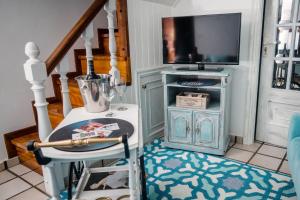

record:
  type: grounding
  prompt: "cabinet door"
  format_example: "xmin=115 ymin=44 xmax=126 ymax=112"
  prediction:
xmin=168 ymin=110 xmax=192 ymax=144
xmin=138 ymin=70 xmax=164 ymax=144
xmin=194 ymin=112 xmax=219 ymax=148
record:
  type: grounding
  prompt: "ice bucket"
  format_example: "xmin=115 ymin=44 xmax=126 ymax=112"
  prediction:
xmin=75 ymin=74 xmax=111 ymax=113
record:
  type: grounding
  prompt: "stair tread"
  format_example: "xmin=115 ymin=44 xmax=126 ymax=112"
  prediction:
xmin=48 ymin=101 xmax=81 ymax=115
xmin=11 ymin=132 xmax=40 ymax=150
xmin=48 ymin=102 xmax=64 ymax=116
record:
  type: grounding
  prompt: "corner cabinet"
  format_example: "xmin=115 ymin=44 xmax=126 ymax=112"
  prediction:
xmin=162 ymin=69 xmax=233 ymax=155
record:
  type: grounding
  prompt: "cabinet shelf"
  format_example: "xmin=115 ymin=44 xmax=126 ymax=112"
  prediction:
xmin=168 ymin=101 xmax=221 ymax=112
xmin=166 ymin=82 xmax=221 ymax=90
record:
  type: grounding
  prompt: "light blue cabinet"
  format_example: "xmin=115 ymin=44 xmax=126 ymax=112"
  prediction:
xmin=168 ymin=109 xmax=192 ymax=144
xmin=162 ymin=69 xmax=232 ymax=155
xmin=194 ymin=112 xmax=219 ymax=148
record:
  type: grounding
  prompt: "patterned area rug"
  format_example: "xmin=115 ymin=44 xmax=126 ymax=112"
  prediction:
xmin=145 ymin=139 xmax=296 ymax=200
xmin=60 ymin=139 xmax=296 ymax=199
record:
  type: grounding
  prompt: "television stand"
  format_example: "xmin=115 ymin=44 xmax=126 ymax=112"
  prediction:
xmin=161 ymin=68 xmax=233 ymax=155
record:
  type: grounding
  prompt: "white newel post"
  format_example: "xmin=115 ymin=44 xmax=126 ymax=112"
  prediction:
xmin=24 ymin=42 xmax=64 ymax=199
xmin=104 ymin=0 xmax=120 ymax=81
xmin=24 ymin=42 xmax=52 ymax=141
xmin=81 ymin=23 xmax=94 ymax=75
xmin=55 ymin=56 xmax=72 ymax=116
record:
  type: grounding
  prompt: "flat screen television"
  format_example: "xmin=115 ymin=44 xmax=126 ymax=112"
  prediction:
xmin=162 ymin=13 xmax=241 ymax=67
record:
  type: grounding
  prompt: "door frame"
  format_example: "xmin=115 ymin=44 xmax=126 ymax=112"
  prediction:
xmin=243 ymin=0 xmax=266 ymax=144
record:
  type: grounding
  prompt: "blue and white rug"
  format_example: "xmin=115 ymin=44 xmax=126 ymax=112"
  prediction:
xmin=61 ymin=139 xmax=296 ymax=199
xmin=145 ymin=139 xmax=296 ymax=200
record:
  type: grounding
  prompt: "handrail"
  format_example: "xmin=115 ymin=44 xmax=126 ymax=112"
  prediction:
xmin=45 ymin=0 xmax=107 ymax=76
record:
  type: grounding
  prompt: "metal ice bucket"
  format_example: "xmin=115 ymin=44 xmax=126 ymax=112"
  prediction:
xmin=75 ymin=74 xmax=111 ymax=113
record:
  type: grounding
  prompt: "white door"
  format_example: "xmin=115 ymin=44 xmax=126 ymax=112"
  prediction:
xmin=257 ymin=0 xmax=300 ymax=146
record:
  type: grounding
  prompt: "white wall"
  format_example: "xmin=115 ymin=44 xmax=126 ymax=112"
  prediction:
xmin=124 ymin=0 xmax=172 ymax=103
xmin=0 ymin=0 xmax=258 ymax=161
xmin=170 ymin=0 xmax=254 ymax=137
xmin=127 ymin=0 xmax=255 ymax=137
xmin=0 ymin=0 xmax=108 ymax=161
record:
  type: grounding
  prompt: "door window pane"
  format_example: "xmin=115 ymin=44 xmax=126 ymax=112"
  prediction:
xmin=294 ymin=27 xmax=300 ymax=57
xmin=291 ymin=61 xmax=300 ymax=89
xmin=273 ymin=60 xmax=288 ymax=89
xmin=275 ymin=27 xmax=292 ymax=57
xmin=278 ymin=0 xmax=294 ymax=24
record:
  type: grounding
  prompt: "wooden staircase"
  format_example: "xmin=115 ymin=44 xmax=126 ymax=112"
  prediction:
xmin=9 ymin=0 xmax=130 ymax=174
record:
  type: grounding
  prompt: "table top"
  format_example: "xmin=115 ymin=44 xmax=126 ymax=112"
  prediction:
xmin=48 ymin=118 xmax=134 ymax=152
xmin=42 ymin=104 xmax=140 ymax=161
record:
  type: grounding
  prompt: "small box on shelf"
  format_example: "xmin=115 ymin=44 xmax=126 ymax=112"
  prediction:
xmin=176 ymin=92 xmax=210 ymax=109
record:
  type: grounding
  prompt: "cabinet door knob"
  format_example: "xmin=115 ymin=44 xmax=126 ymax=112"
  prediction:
xmin=142 ymin=84 xmax=147 ymax=89
xmin=186 ymin=126 xmax=190 ymax=133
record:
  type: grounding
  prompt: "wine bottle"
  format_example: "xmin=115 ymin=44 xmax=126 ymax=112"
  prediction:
xmin=85 ymin=60 xmax=100 ymax=80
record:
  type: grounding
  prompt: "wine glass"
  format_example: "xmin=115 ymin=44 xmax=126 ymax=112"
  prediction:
xmin=114 ymin=78 xmax=127 ymax=111
xmin=105 ymin=80 xmax=115 ymax=117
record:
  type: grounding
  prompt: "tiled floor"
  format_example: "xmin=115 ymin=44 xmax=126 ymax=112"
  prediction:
xmin=225 ymin=140 xmax=290 ymax=175
xmin=0 ymin=164 xmax=49 ymax=200
xmin=0 ymin=139 xmax=290 ymax=199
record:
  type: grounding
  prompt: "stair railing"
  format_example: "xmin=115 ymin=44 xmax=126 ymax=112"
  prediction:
xmin=24 ymin=0 xmax=120 ymax=141
xmin=23 ymin=0 xmax=119 ymax=196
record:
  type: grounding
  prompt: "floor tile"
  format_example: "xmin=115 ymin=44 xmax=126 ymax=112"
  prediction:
xmin=21 ymin=171 xmax=43 ymax=185
xmin=279 ymin=160 xmax=290 ymax=174
xmin=9 ymin=164 xmax=31 ymax=176
xmin=0 ymin=178 xmax=31 ymax=199
xmin=0 ymin=170 xmax=16 ymax=185
xmin=258 ymin=144 xmax=286 ymax=158
xmin=225 ymin=148 xmax=254 ymax=163
xmin=233 ymin=142 xmax=261 ymax=152
xmin=36 ymin=182 xmax=47 ymax=193
xmin=10 ymin=188 xmax=48 ymax=200
xmin=249 ymin=154 xmax=281 ymax=170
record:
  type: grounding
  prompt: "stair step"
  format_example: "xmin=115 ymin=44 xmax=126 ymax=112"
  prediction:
xmin=11 ymin=132 xmax=40 ymax=150
xmin=11 ymin=132 xmax=42 ymax=174
xmin=48 ymin=102 xmax=64 ymax=128
xmin=78 ymin=55 xmax=129 ymax=81
xmin=68 ymin=79 xmax=84 ymax=107
xmin=54 ymin=78 xmax=84 ymax=107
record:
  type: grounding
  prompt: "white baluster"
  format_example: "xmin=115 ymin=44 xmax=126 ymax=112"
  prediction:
xmin=55 ymin=57 xmax=72 ymax=116
xmin=24 ymin=42 xmax=52 ymax=141
xmin=81 ymin=23 xmax=94 ymax=75
xmin=104 ymin=0 xmax=120 ymax=81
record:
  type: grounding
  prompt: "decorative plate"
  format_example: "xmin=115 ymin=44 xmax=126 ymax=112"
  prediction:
xmin=48 ymin=118 xmax=134 ymax=152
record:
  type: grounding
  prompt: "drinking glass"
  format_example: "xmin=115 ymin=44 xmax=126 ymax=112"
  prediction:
xmin=105 ymin=81 xmax=115 ymax=117
xmin=115 ymin=78 xmax=128 ymax=111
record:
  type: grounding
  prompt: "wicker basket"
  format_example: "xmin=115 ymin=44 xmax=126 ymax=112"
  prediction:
xmin=176 ymin=92 xmax=210 ymax=109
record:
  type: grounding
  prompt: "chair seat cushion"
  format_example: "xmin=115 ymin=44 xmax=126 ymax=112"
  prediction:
xmin=288 ymin=137 xmax=300 ymax=199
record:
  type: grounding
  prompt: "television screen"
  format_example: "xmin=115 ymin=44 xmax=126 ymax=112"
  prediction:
xmin=162 ymin=13 xmax=241 ymax=65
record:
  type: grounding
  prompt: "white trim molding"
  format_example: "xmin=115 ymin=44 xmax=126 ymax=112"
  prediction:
xmin=243 ymin=0 xmax=265 ymax=144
